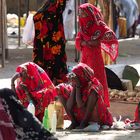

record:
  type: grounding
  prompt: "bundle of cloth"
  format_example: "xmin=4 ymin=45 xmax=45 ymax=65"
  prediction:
xmin=0 ymin=88 xmax=58 ymax=140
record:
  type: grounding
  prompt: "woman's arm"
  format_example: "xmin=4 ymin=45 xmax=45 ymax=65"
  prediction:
xmin=11 ymin=72 xmax=20 ymax=92
xmin=75 ymin=32 xmax=84 ymax=51
xmin=75 ymin=85 xmax=85 ymax=108
xmin=79 ymin=90 xmax=98 ymax=129
xmin=87 ymin=40 xmax=100 ymax=48
xmin=74 ymin=76 xmax=85 ymax=108
xmin=66 ymin=87 xmax=76 ymax=111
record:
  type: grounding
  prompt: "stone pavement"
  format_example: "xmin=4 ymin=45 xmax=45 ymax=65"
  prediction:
xmin=1 ymin=36 xmax=140 ymax=139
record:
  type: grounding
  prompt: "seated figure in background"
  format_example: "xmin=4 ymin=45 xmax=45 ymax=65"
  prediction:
xmin=56 ymin=63 xmax=113 ymax=130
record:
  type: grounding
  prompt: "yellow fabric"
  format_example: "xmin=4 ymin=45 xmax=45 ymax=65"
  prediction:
xmin=118 ymin=17 xmax=127 ymax=38
xmin=102 ymin=50 xmax=113 ymax=65
xmin=88 ymin=0 xmax=96 ymax=5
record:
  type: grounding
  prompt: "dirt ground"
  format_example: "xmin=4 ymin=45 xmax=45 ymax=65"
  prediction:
xmin=1 ymin=37 xmax=140 ymax=139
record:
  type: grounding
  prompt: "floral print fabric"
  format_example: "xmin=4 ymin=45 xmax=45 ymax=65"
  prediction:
xmin=33 ymin=0 xmax=68 ymax=84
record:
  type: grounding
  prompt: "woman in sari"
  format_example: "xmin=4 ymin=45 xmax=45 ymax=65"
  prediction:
xmin=75 ymin=3 xmax=119 ymax=107
xmin=0 ymin=88 xmax=57 ymax=140
xmin=11 ymin=62 xmax=56 ymax=121
xmin=33 ymin=0 xmax=68 ymax=85
xmin=56 ymin=63 xmax=113 ymax=129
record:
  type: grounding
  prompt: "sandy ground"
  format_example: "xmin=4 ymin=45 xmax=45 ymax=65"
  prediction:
xmin=1 ymin=37 xmax=140 ymax=139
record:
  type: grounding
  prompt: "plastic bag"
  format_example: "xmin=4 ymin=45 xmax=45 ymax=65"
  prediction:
xmin=111 ymin=116 xmax=126 ymax=130
xmin=22 ymin=14 xmax=35 ymax=46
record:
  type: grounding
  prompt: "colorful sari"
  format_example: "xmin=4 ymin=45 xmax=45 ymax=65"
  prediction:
xmin=57 ymin=63 xmax=113 ymax=126
xmin=15 ymin=62 xmax=56 ymax=121
xmin=75 ymin=3 xmax=119 ymax=107
xmin=33 ymin=0 xmax=68 ymax=84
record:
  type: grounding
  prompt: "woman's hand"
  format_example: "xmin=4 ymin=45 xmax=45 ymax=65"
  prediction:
xmin=11 ymin=84 xmax=16 ymax=93
xmin=66 ymin=88 xmax=76 ymax=111
xmin=80 ymin=40 xmax=87 ymax=47
xmin=87 ymin=40 xmax=100 ymax=47
xmin=20 ymin=83 xmax=28 ymax=92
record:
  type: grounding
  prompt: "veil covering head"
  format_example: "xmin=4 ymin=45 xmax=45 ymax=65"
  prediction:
xmin=72 ymin=63 xmax=94 ymax=87
xmin=78 ymin=3 xmax=119 ymax=61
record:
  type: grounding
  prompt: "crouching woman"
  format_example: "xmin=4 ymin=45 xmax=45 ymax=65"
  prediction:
xmin=56 ymin=63 xmax=113 ymax=129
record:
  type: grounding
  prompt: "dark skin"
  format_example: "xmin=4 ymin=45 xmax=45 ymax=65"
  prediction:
xmin=11 ymin=69 xmax=36 ymax=105
xmin=81 ymin=40 xmax=100 ymax=48
xmin=57 ymin=73 xmax=98 ymax=130
xmin=11 ymin=68 xmax=29 ymax=93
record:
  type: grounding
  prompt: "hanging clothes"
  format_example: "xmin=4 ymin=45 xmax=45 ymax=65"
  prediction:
xmin=33 ymin=0 xmax=68 ymax=84
xmin=63 ymin=0 xmax=75 ymax=40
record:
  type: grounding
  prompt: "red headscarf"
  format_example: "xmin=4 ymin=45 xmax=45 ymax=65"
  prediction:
xmin=72 ymin=63 xmax=104 ymax=98
xmin=15 ymin=62 xmax=56 ymax=120
xmin=78 ymin=3 xmax=118 ymax=61
xmin=72 ymin=63 xmax=94 ymax=88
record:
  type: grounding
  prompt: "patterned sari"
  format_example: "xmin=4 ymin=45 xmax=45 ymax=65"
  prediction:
xmin=33 ymin=0 xmax=68 ymax=84
xmin=57 ymin=63 xmax=113 ymax=126
xmin=15 ymin=62 xmax=56 ymax=121
xmin=75 ymin=3 xmax=119 ymax=107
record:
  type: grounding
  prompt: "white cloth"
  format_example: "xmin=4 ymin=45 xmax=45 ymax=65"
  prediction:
xmin=22 ymin=14 xmax=35 ymax=46
xmin=63 ymin=0 xmax=75 ymax=40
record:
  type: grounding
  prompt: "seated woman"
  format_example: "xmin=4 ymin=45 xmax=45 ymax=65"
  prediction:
xmin=56 ymin=63 xmax=113 ymax=129
xmin=11 ymin=62 xmax=56 ymax=121
xmin=0 ymin=88 xmax=57 ymax=140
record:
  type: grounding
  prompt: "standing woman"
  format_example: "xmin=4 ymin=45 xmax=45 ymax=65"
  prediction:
xmin=33 ymin=0 xmax=68 ymax=85
xmin=75 ymin=3 xmax=119 ymax=107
